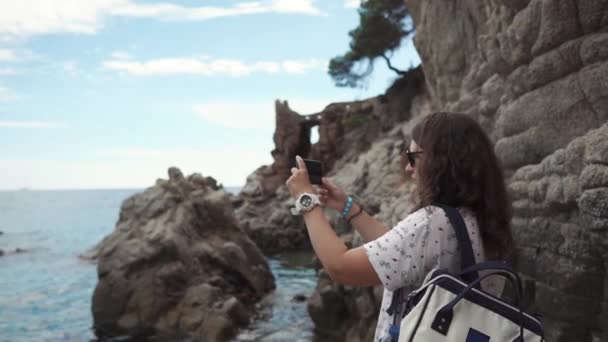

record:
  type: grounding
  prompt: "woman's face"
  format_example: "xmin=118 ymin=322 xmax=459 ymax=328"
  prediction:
xmin=405 ymin=140 xmax=422 ymax=179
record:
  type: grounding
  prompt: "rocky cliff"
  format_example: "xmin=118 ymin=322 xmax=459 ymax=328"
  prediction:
xmin=234 ymin=67 xmax=426 ymax=255
xmin=230 ymin=66 xmax=429 ymax=341
xmin=403 ymin=1 xmax=608 ymax=341
xmin=236 ymin=1 xmax=608 ymax=341
xmin=90 ymin=168 xmax=275 ymax=341
xmin=93 ymin=1 xmax=606 ymax=339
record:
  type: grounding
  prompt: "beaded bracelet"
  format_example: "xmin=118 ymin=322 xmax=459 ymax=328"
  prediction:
xmin=340 ymin=196 xmax=353 ymax=218
xmin=347 ymin=205 xmax=364 ymax=224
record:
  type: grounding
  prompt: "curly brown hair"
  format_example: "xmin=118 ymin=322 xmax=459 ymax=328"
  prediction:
xmin=410 ymin=112 xmax=513 ymax=260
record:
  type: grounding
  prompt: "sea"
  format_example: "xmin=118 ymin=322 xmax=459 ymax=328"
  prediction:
xmin=0 ymin=189 xmax=317 ymax=342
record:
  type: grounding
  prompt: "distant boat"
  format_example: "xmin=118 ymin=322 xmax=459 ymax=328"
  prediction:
xmin=18 ymin=187 xmax=30 ymax=191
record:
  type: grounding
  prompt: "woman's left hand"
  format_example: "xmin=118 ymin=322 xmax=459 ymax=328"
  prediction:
xmin=286 ymin=155 xmax=315 ymax=199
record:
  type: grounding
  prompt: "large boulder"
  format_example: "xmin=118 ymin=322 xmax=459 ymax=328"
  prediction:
xmin=91 ymin=167 xmax=275 ymax=341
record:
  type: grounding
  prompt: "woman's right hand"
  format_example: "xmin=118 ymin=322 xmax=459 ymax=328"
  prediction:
xmin=317 ymin=177 xmax=349 ymax=212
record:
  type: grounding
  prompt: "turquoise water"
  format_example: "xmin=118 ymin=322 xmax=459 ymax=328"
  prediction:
xmin=235 ymin=251 xmax=316 ymax=342
xmin=0 ymin=189 xmax=317 ymax=342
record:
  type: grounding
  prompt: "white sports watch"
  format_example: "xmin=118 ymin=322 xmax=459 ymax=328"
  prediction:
xmin=291 ymin=192 xmax=321 ymax=215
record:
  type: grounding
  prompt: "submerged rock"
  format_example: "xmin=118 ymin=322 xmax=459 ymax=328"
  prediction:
xmin=292 ymin=294 xmax=307 ymax=303
xmin=91 ymin=168 xmax=275 ymax=341
xmin=0 ymin=248 xmax=29 ymax=257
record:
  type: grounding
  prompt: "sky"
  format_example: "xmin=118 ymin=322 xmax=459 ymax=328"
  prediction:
xmin=0 ymin=0 xmax=420 ymax=190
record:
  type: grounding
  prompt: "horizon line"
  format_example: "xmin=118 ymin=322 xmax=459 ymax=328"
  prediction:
xmin=0 ymin=185 xmax=244 ymax=192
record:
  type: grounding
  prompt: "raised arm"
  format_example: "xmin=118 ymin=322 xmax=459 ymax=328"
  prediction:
xmin=344 ymin=202 xmax=389 ymax=242
xmin=318 ymin=178 xmax=389 ymax=242
xmin=286 ymin=156 xmax=381 ymax=286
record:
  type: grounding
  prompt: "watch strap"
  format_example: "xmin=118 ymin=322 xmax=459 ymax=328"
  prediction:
xmin=291 ymin=193 xmax=320 ymax=215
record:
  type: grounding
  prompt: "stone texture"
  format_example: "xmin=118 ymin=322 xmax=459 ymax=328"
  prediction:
xmin=402 ymin=1 xmax=608 ymax=340
xmin=226 ymin=68 xmax=428 ymax=340
xmin=221 ymin=1 xmax=607 ymax=340
xmin=511 ymin=125 xmax=608 ymax=341
xmin=234 ymin=68 xmax=426 ymax=255
xmin=300 ymin=1 xmax=608 ymax=341
xmin=90 ymin=168 xmax=275 ymax=341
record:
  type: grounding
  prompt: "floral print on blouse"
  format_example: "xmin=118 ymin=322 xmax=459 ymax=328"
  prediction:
xmin=364 ymin=205 xmax=503 ymax=342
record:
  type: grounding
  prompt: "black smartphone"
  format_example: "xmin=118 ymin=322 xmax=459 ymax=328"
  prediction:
xmin=303 ymin=159 xmax=323 ymax=185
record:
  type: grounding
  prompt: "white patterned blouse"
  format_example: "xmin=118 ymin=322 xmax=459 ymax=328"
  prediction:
xmin=364 ymin=205 xmax=504 ymax=342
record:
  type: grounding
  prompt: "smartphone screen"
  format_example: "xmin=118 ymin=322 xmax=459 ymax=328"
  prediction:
xmin=303 ymin=159 xmax=323 ymax=185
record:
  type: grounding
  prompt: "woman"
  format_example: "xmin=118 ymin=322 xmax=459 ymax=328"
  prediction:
xmin=285 ymin=112 xmax=513 ymax=341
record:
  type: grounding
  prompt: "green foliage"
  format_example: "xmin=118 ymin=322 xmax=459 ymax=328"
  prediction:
xmin=329 ymin=0 xmax=414 ymax=88
xmin=343 ymin=113 xmax=371 ymax=128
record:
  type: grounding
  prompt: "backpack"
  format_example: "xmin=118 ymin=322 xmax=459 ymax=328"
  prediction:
xmin=380 ymin=204 xmax=544 ymax=342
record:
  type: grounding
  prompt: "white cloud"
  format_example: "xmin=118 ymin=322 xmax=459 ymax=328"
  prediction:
xmin=111 ymin=0 xmax=321 ymax=19
xmin=0 ymin=48 xmax=36 ymax=62
xmin=102 ymin=56 xmax=323 ymax=76
xmin=284 ymin=98 xmax=334 ymax=113
xmin=281 ymin=59 xmax=324 ymax=74
xmin=252 ymin=61 xmax=280 ymax=74
xmin=0 ymin=48 xmax=16 ymax=61
xmin=344 ymin=0 xmax=360 ymax=8
xmin=269 ymin=0 xmax=322 ymax=15
xmin=0 ymin=1 xmax=120 ymax=39
xmin=0 ymin=120 xmax=65 ymax=128
xmin=0 ymin=1 xmax=322 ymax=40
xmin=193 ymin=98 xmax=333 ymax=129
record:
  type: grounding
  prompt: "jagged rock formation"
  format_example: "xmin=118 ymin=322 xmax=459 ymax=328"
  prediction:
xmin=285 ymin=2 xmax=608 ymax=341
xmin=234 ymin=67 xmax=426 ymax=255
xmin=232 ymin=2 xmax=606 ymax=340
xmin=91 ymin=167 xmax=275 ymax=341
xmin=402 ymin=1 xmax=608 ymax=341
xmin=228 ymin=67 xmax=429 ymax=340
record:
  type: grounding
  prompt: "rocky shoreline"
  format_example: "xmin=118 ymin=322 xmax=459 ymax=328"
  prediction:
xmin=90 ymin=168 xmax=275 ymax=341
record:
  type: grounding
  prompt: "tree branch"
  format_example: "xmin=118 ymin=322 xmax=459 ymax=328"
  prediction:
xmin=381 ymin=53 xmax=406 ymax=75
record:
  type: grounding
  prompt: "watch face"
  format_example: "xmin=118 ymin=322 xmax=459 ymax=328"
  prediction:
xmin=300 ymin=194 xmax=313 ymax=207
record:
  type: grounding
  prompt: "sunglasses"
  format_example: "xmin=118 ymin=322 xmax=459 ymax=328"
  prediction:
xmin=404 ymin=149 xmax=423 ymax=167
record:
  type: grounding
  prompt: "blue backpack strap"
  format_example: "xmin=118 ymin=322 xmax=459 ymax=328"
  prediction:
xmin=384 ymin=204 xmax=480 ymax=341
xmin=385 ymin=288 xmax=404 ymax=342
xmin=433 ymin=204 xmax=480 ymax=284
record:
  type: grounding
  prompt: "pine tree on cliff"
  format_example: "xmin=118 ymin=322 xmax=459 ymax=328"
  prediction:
xmin=329 ymin=0 xmax=414 ymax=88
